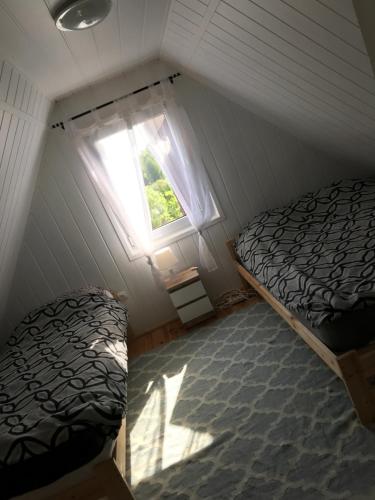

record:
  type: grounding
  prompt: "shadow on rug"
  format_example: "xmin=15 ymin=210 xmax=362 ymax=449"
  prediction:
xmin=126 ymin=302 xmax=375 ymax=499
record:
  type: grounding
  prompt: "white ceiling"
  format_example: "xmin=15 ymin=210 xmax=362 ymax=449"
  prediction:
xmin=1 ymin=0 xmax=374 ymax=163
xmin=162 ymin=0 xmax=375 ymax=163
xmin=0 ymin=0 xmax=170 ymax=99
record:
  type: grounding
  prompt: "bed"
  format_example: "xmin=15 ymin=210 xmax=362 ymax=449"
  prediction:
xmin=0 ymin=287 xmax=132 ymax=499
xmin=228 ymin=178 xmax=375 ymax=425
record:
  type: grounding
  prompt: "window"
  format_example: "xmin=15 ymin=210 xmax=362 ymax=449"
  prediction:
xmin=93 ymin=109 xmax=222 ymax=261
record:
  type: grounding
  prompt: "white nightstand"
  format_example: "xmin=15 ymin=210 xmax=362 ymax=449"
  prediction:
xmin=164 ymin=267 xmax=215 ymax=327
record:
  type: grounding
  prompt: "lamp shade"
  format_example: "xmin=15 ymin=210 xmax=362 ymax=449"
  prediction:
xmin=154 ymin=247 xmax=178 ymax=270
xmin=54 ymin=0 xmax=112 ymax=31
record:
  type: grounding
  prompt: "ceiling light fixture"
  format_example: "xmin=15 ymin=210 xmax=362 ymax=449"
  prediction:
xmin=54 ymin=0 xmax=112 ymax=31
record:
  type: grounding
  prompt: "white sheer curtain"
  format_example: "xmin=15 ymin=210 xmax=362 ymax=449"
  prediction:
xmin=138 ymin=83 xmax=218 ymax=271
xmin=70 ymin=79 xmax=218 ymax=272
xmin=70 ymin=114 xmax=153 ymax=258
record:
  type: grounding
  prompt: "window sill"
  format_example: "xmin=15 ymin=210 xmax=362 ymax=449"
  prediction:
xmin=153 ymin=210 xmax=225 ymax=249
xmin=152 ymin=216 xmax=193 ymax=249
xmin=102 ymin=191 xmax=224 ymax=262
xmin=153 ymin=221 xmax=196 ymax=249
xmin=124 ymin=213 xmax=224 ymax=261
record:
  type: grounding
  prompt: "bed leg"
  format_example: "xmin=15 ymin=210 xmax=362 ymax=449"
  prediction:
xmin=338 ymin=352 xmax=375 ymax=426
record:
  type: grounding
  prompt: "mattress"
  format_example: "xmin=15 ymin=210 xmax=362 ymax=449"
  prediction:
xmin=0 ymin=288 xmax=128 ymax=498
xmin=235 ymin=178 xmax=375 ymax=351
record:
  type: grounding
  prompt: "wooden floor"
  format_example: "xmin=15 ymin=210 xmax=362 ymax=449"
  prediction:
xmin=128 ymin=296 xmax=261 ymax=359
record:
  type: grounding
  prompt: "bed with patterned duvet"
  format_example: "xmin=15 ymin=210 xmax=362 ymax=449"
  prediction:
xmin=235 ymin=178 xmax=375 ymax=351
xmin=0 ymin=287 xmax=128 ymax=499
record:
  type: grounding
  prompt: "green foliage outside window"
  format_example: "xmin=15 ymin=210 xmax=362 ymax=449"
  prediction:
xmin=140 ymin=149 xmax=185 ymax=230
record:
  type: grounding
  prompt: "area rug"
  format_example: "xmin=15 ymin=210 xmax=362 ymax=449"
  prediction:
xmin=126 ymin=302 xmax=375 ymax=499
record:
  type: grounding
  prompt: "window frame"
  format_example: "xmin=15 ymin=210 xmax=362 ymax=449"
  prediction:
xmin=99 ymin=185 xmax=223 ymax=261
xmin=92 ymin=116 xmax=223 ymax=261
xmin=151 ymin=193 xmax=223 ymax=250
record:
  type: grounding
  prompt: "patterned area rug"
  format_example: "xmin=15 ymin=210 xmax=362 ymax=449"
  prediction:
xmin=126 ymin=302 xmax=375 ymax=499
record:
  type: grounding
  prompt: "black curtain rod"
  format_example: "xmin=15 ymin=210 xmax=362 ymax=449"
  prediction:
xmin=51 ymin=72 xmax=181 ymax=130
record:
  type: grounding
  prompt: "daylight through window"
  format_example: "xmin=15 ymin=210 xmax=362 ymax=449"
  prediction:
xmin=94 ymin=108 xmax=220 ymax=260
xmin=140 ymin=149 xmax=185 ymax=230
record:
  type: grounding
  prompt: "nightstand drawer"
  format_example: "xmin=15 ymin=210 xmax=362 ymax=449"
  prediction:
xmin=177 ymin=296 xmax=214 ymax=323
xmin=170 ymin=280 xmax=206 ymax=308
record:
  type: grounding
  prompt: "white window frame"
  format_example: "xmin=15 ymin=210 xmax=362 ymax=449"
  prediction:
xmin=98 ymin=181 xmax=223 ymax=261
xmin=91 ymin=120 xmax=223 ymax=260
xmin=152 ymin=192 xmax=223 ymax=249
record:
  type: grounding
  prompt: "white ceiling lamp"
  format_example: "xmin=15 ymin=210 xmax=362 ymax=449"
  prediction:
xmin=54 ymin=0 xmax=112 ymax=31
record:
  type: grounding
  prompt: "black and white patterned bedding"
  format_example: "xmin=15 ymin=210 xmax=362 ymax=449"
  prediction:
xmin=235 ymin=178 xmax=375 ymax=327
xmin=0 ymin=287 xmax=128 ymax=496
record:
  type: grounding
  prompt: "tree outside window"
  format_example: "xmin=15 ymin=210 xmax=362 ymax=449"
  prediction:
xmin=140 ymin=149 xmax=185 ymax=230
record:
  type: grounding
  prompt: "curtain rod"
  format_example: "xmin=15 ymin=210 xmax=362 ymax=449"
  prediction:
xmin=50 ymin=72 xmax=181 ymax=130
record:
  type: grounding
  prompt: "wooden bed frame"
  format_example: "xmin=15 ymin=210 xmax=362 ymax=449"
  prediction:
xmin=22 ymin=418 xmax=134 ymax=500
xmin=48 ymin=291 xmax=134 ymax=499
xmin=12 ymin=290 xmax=133 ymax=499
xmin=226 ymin=240 xmax=375 ymax=426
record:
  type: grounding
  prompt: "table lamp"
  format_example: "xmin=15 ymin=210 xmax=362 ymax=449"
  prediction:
xmin=154 ymin=246 xmax=178 ymax=276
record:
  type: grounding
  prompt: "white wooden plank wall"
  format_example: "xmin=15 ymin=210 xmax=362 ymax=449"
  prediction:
xmin=0 ymin=59 xmax=51 ymax=342
xmin=5 ymin=64 xmax=373 ymax=338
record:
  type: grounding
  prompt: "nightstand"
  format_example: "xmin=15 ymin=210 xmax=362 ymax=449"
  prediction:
xmin=164 ymin=267 xmax=215 ymax=327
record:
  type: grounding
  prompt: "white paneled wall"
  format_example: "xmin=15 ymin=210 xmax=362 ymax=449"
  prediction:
xmin=0 ymin=59 xmax=51 ymax=341
xmin=5 ymin=62 xmax=373 ymax=338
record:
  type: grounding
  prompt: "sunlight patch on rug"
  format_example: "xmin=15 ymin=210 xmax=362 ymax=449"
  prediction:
xmin=130 ymin=364 xmax=213 ymax=486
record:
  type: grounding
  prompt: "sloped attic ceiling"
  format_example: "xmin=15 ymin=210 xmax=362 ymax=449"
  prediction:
xmin=0 ymin=0 xmax=170 ymax=99
xmin=162 ymin=0 xmax=375 ymax=164
xmin=1 ymin=0 xmax=374 ymax=164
